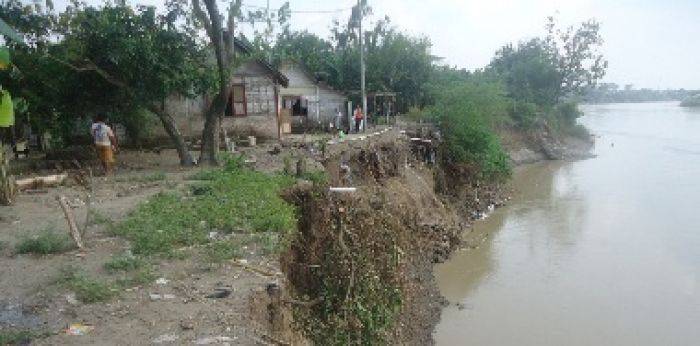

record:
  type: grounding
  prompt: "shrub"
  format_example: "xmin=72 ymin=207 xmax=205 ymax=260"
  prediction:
xmin=104 ymin=254 xmax=144 ymax=273
xmin=15 ymin=231 xmax=74 ymax=255
xmin=432 ymin=80 xmax=511 ymax=179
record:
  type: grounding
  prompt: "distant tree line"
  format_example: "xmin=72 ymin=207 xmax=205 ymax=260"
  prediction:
xmin=582 ymin=83 xmax=699 ymax=104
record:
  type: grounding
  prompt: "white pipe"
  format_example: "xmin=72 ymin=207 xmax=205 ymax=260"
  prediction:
xmin=329 ymin=187 xmax=357 ymax=193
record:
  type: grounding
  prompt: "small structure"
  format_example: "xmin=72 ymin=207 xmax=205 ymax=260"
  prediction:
xmin=278 ymin=61 xmax=348 ymax=134
xmin=164 ymin=37 xmax=289 ymax=140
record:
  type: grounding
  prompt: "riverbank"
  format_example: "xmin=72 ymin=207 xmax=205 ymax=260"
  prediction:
xmin=0 ymin=123 xmax=592 ymax=345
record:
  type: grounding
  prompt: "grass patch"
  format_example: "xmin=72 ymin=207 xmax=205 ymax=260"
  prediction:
xmin=114 ymin=267 xmax=156 ymax=288
xmin=298 ymin=170 xmax=329 ymax=186
xmin=57 ymin=267 xmax=116 ymax=303
xmin=15 ymin=231 xmax=75 ymax=255
xmin=0 ymin=330 xmax=38 ymax=345
xmin=204 ymin=240 xmax=241 ymax=264
xmin=104 ymin=253 xmax=144 ymax=273
xmin=115 ymin=156 xmax=297 ymax=256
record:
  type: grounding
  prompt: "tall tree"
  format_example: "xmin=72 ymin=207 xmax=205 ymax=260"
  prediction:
xmin=191 ymin=0 xmax=241 ymax=166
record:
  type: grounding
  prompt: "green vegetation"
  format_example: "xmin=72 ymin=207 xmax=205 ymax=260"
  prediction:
xmin=57 ymin=268 xmax=116 ymax=303
xmin=15 ymin=230 xmax=74 ymax=255
xmin=0 ymin=330 xmax=39 ymax=345
xmin=104 ymin=253 xmax=145 ymax=273
xmin=114 ymin=267 xmax=156 ymax=288
xmin=204 ymin=240 xmax=241 ymax=264
xmin=115 ymin=156 xmax=296 ymax=256
xmin=430 ymin=79 xmax=512 ymax=179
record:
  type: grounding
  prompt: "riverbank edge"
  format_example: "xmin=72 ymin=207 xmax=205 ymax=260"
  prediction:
xmin=256 ymin=128 xmax=595 ymax=344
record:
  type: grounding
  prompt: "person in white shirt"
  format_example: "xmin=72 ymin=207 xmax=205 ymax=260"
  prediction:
xmin=90 ymin=115 xmax=118 ymax=175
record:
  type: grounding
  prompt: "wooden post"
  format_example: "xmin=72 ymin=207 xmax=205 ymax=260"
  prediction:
xmin=57 ymin=195 xmax=84 ymax=250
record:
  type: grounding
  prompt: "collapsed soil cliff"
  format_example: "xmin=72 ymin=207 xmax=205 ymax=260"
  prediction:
xmin=250 ymin=130 xmax=508 ymax=345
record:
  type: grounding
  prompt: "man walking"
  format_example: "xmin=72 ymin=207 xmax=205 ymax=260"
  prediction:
xmin=91 ymin=115 xmax=118 ymax=175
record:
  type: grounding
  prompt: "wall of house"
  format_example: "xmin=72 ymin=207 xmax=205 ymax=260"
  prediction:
xmin=278 ymin=63 xmax=347 ymax=132
xmin=226 ymin=60 xmax=279 ymax=139
xmin=161 ymin=60 xmax=280 ymax=141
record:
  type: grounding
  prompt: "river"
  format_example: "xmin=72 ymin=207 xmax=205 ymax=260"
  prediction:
xmin=434 ymin=102 xmax=700 ymax=345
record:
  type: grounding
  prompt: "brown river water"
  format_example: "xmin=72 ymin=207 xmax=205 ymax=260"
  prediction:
xmin=434 ymin=102 xmax=700 ymax=345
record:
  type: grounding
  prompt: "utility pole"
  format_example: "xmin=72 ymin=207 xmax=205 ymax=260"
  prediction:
xmin=358 ymin=0 xmax=367 ymax=132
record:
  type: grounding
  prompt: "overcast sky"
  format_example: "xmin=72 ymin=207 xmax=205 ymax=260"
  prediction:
xmin=50 ymin=0 xmax=700 ymax=89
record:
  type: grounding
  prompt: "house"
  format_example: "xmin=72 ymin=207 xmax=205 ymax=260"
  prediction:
xmin=277 ymin=61 xmax=349 ymax=133
xmin=163 ymin=37 xmax=289 ymax=140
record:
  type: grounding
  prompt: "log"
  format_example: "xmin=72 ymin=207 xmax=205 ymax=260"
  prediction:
xmin=57 ymin=195 xmax=84 ymax=250
xmin=15 ymin=174 xmax=68 ymax=191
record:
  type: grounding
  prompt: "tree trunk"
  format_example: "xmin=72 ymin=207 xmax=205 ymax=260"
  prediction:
xmin=199 ymin=91 xmax=228 ymax=165
xmin=149 ymin=106 xmax=194 ymax=167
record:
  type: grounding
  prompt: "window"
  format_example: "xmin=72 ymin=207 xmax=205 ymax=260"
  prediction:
xmin=226 ymin=84 xmax=246 ymax=117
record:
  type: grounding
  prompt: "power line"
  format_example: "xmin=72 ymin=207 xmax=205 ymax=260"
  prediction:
xmin=240 ymin=3 xmax=352 ymax=14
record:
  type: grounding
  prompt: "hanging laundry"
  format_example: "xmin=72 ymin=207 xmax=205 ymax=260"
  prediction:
xmin=0 ymin=90 xmax=14 ymax=127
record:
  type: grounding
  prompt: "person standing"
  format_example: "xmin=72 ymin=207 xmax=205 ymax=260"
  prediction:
xmin=353 ymin=105 xmax=363 ymax=133
xmin=91 ymin=115 xmax=118 ymax=175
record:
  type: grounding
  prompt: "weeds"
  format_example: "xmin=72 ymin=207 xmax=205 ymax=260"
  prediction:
xmin=114 ymin=268 xmax=155 ymax=288
xmin=298 ymin=170 xmax=329 ymax=186
xmin=15 ymin=230 xmax=74 ymax=255
xmin=56 ymin=267 xmax=116 ymax=303
xmin=104 ymin=253 xmax=144 ymax=273
xmin=0 ymin=330 xmax=38 ymax=345
xmin=115 ymin=158 xmax=296 ymax=256
xmin=204 ymin=240 xmax=241 ymax=263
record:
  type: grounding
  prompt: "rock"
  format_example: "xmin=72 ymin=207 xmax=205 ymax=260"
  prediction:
xmin=179 ymin=320 xmax=195 ymax=330
xmin=153 ymin=334 xmax=179 ymax=344
xmin=195 ymin=336 xmax=235 ymax=345
xmin=65 ymin=293 xmax=78 ymax=305
xmin=155 ymin=278 xmax=169 ymax=285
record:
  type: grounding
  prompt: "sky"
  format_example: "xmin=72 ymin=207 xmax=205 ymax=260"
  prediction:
xmin=49 ymin=0 xmax=700 ymax=89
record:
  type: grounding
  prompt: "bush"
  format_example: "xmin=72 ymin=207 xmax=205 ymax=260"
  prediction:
xmin=15 ymin=231 xmax=75 ymax=255
xmin=432 ymin=80 xmax=511 ymax=179
xmin=509 ymin=101 xmax=539 ymax=128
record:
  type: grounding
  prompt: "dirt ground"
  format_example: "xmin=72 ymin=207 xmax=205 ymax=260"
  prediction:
xmin=1 ymin=129 xmax=397 ymax=345
xmin=0 ymin=147 xmax=300 ymax=345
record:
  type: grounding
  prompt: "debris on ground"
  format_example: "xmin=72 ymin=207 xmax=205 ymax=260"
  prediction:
xmin=65 ymin=323 xmax=94 ymax=336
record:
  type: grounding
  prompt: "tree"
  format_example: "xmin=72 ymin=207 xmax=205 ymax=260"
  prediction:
xmin=0 ymin=1 xmax=215 ymax=166
xmin=191 ymin=0 xmax=242 ymax=166
xmin=57 ymin=4 xmax=214 ymax=165
xmin=490 ymin=17 xmax=607 ymax=106
xmin=544 ymin=16 xmax=607 ymax=97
